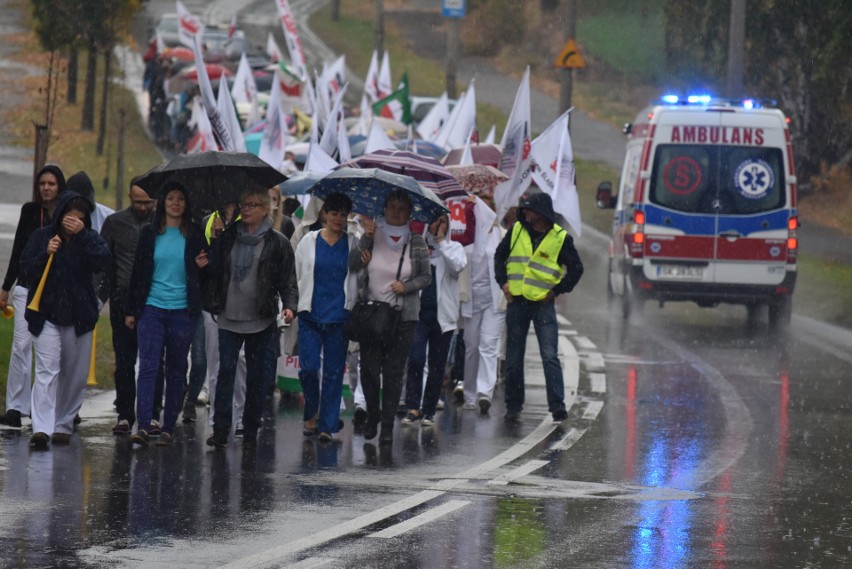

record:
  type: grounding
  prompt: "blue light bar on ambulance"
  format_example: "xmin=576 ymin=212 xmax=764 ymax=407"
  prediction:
xmin=742 ymin=99 xmax=755 ymax=109
xmin=661 ymin=94 xmax=679 ymax=104
xmin=687 ymin=94 xmax=712 ymax=104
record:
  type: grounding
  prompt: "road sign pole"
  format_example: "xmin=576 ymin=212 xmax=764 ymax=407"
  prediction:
xmin=446 ymin=17 xmax=460 ymax=98
xmin=559 ymin=0 xmax=577 ymax=117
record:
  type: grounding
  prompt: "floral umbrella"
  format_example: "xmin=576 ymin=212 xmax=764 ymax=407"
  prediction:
xmin=446 ymin=164 xmax=509 ymax=195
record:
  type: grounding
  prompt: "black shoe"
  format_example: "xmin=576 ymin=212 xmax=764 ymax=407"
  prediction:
xmin=206 ymin=429 xmax=229 ymax=449
xmin=29 ymin=432 xmax=49 ymax=449
xmin=504 ymin=410 xmax=521 ymax=423
xmin=51 ymin=432 xmax=71 ymax=445
xmin=148 ymin=420 xmax=162 ymax=437
xmin=242 ymin=432 xmax=257 ymax=450
xmin=182 ymin=403 xmax=196 ymax=423
xmin=73 ymin=414 xmax=82 ymax=425
xmin=0 ymin=409 xmax=22 ymax=429
xmin=552 ymin=409 xmax=568 ymax=422
xmin=363 ymin=420 xmax=378 ymax=441
xmin=130 ymin=430 xmax=149 ymax=447
xmin=477 ymin=397 xmax=491 ymax=414
xmin=353 ymin=406 xmax=367 ymax=427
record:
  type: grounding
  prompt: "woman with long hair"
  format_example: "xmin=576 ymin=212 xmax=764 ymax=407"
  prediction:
xmin=126 ymin=183 xmax=208 ymax=446
xmin=348 ymin=190 xmax=432 ymax=444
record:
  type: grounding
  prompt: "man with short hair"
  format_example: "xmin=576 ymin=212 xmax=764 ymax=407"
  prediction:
xmin=99 ymin=179 xmax=157 ymax=434
xmin=494 ymin=192 xmax=583 ymax=423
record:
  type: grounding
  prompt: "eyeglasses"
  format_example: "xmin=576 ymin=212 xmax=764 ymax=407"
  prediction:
xmin=239 ymin=202 xmax=265 ymax=210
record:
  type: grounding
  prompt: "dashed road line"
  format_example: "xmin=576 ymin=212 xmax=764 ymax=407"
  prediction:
xmin=589 ymin=372 xmax=607 ymax=394
xmin=370 ymin=500 xmax=471 ymax=539
xmin=574 ymin=336 xmax=597 ymax=350
xmin=550 ymin=428 xmax=585 ymax=451
xmin=582 ymin=400 xmax=605 ymax=421
xmin=487 ymin=460 xmax=550 ymax=486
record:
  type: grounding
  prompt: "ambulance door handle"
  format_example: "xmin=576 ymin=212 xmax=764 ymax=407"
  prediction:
xmin=719 ymin=230 xmax=742 ymax=240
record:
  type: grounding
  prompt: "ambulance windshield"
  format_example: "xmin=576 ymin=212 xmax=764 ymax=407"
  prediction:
xmin=649 ymin=145 xmax=785 ymax=215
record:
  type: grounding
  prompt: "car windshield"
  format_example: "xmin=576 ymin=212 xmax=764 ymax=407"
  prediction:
xmin=649 ymin=144 xmax=785 ymax=215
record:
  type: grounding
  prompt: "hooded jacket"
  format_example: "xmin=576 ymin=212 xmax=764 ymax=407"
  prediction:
xmin=66 ymin=171 xmax=114 ymax=232
xmin=2 ymin=165 xmax=67 ymax=292
xmin=127 ymin=187 xmax=208 ymax=318
xmin=21 ymin=191 xmax=111 ymax=336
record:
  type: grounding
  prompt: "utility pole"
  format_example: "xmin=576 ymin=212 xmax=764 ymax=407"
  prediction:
xmin=445 ymin=17 xmax=460 ymax=98
xmin=116 ymin=109 xmax=125 ymax=210
xmin=726 ymin=0 xmax=746 ymax=99
xmin=558 ymin=0 xmax=577 ymax=116
xmin=374 ymin=0 xmax=384 ymax=56
xmin=331 ymin=0 xmax=340 ymax=21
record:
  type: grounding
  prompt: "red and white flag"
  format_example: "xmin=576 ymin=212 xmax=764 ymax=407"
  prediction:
xmin=192 ymin=37 xmax=234 ymax=151
xmin=259 ymin=70 xmax=288 ymax=168
xmin=266 ymin=33 xmax=283 ymax=63
xmin=275 ymin=0 xmax=307 ymax=81
xmin=378 ymin=51 xmax=393 ymax=99
xmin=494 ymin=67 xmax=533 ymax=223
xmin=531 ymin=110 xmax=581 ymax=236
xmin=227 ymin=13 xmax=237 ymax=40
xmin=177 ymin=1 xmax=203 ymax=49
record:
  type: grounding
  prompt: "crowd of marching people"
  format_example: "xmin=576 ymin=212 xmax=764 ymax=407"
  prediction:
xmin=0 ymin=157 xmax=583 ymax=452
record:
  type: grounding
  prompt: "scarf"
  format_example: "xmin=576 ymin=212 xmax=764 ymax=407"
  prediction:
xmin=232 ymin=219 xmax=271 ymax=283
xmin=376 ymin=216 xmax=410 ymax=252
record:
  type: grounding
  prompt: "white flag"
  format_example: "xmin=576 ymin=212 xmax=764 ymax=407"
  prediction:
xmin=416 ymin=92 xmax=449 ymax=142
xmin=337 ymin=112 xmax=351 ymax=163
xmin=378 ymin=51 xmax=392 ymax=99
xmin=320 ymin=83 xmax=348 ymax=159
xmin=188 ymin=98 xmax=217 ymax=153
xmin=231 ymin=53 xmax=260 ymax=127
xmin=364 ymin=119 xmax=397 ymax=154
xmin=155 ymin=30 xmax=167 ymax=54
xmin=259 ymin=70 xmax=287 ymax=168
xmin=266 ymin=33 xmax=283 ymax=63
xmin=434 ymin=90 xmax=466 ymax=150
xmin=438 ymin=79 xmax=476 ymax=150
xmin=364 ymin=50 xmax=380 ymax=102
xmin=177 ymin=1 xmax=204 ymax=49
xmin=483 ymin=125 xmax=496 ymax=145
xmin=355 ymin=93 xmax=372 ymax=136
xmin=275 ymin=0 xmax=307 ymax=81
xmin=459 ymin=127 xmax=475 ymax=166
xmin=322 ymin=55 xmax=346 ymax=102
xmin=494 ymin=67 xmax=533 ymax=223
xmin=530 ymin=111 xmax=580 ymax=235
xmin=192 ymin=37 xmax=234 ymax=151
xmin=304 ymin=142 xmax=338 ymax=174
xmin=217 ymin=79 xmax=246 ymax=153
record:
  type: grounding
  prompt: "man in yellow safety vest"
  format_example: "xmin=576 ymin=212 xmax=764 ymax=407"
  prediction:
xmin=494 ymin=192 xmax=583 ymax=423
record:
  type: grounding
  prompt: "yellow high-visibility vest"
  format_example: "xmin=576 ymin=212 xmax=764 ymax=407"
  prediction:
xmin=506 ymin=222 xmax=567 ymax=301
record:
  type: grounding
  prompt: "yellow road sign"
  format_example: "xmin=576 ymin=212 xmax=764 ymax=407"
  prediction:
xmin=554 ymin=38 xmax=586 ymax=69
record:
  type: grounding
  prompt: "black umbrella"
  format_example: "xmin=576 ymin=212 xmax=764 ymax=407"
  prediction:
xmin=309 ymin=167 xmax=449 ymax=223
xmin=136 ymin=151 xmax=287 ymax=211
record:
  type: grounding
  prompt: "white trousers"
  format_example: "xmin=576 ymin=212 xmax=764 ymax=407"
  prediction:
xmin=462 ymin=294 xmax=506 ymax=403
xmin=5 ymin=286 xmax=33 ymax=415
xmin=31 ymin=322 xmax=92 ymax=435
xmin=203 ymin=310 xmax=246 ymax=427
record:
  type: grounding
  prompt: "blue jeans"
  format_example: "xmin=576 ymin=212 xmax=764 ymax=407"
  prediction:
xmin=298 ymin=317 xmax=348 ymax=434
xmin=405 ymin=308 xmax=453 ymax=416
xmin=214 ymin=325 xmax=277 ymax=436
xmin=504 ymin=299 xmax=565 ymax=414
xmin=136 ymin=306 xmax=195 ymax=434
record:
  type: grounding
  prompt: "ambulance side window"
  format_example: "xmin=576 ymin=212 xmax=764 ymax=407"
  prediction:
xmin=617 ymin=147 xmax=641 ymax=211
xmin=649 ymin=145 xmax=712 ymax=213
xmin=721 ymin=147 xmax=785 ymax=214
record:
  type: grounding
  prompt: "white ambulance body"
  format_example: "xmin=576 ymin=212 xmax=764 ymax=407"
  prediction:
xmin=596 ymin=97 xmax=798 ymax=327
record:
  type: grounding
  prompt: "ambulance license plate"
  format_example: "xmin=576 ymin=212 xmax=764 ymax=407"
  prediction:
xmin=656 ymin=265 xmax=703 ymax=280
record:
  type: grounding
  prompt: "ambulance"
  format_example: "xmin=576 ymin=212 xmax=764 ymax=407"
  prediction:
xmin=596 ymin=96 xmax=798 ymax=328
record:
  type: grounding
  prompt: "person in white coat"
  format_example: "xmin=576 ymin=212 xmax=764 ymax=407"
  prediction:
xmin=295 ymin=193 xmax=359 ymax=443
xmin=401 ymin=214 xmax=467 ymax=425
xmin=460 ymin=195 xmax=507 ymax=413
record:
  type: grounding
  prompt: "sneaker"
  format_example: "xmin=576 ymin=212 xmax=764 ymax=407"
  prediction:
xmin=112 ymin=419 xmax=131 ymax=435
xmin=401 ymin=411 xmax=421 ymax=425
xmin=182 ymin=403 xmax=196 ymax=423
xmin=504 ymin=410 xmax=522 ymax=423
xmin=51 ymin=432 xmax=71 ymax=445
xmin=73 ymin=414 xmax=82 ymax=425
xmin=552 ymin=409 xmax=569 ymax=422
xmin=196 ymin=388 xmax=209 ymax=406
xmin=477 ymin=396 xmax=491 ymax=414
xmin=155 ymin=432 xmax=173 ymax=446
xmin=148 ymin=419 xmax=161 ymax=437
xmin=206 ymin=429 xmax=228 ymax=449
xmin=29 ymin=432 xmax=49 ymax=449
xmin=462 ymin=401 xmax=477 ymax=410
xmin=235 ymin=422 xmax=245 ymax=437
xmin=453 ymin=383 xmax=464 ymax=403
xmin=421 ymin=415 xmax=435 ymax=426
xmin=353 ymin=406 xmax=367 ymax=427
xmin=436 ymin=400 xmax=445 ymax=411
xmin=0 ymin=409 xmax=23 ymax=429
xmin=130 ymin=430 xmax=149 ymax=447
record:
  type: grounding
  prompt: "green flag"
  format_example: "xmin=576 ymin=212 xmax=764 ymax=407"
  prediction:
xmin=372 ymin=72 xmax=411 ymax=125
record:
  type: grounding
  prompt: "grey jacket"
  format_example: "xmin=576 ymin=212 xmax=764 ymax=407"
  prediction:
xmin=348 ymin=232 xmax=431 ymax=322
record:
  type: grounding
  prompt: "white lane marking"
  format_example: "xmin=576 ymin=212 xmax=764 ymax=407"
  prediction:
xmin=220 ymin=491 xmax=444 ymax=568
xmin=560 ymin=328 xmax=578 ymax=336
xmin=550 ymin=428 xmax=585 ymax=451
xmin=487 ymin=460 xmax=550 ymax=486
xmin=561 ymin=336 xmax=578 ymax=409
xmin=582 ymin=352 xmax=606 ymax=372
xmin=589 ymin=372 xmax=607 ymax=393
xmin=556 ymin=314 xmax=572 ymax=327
xmin=574 ymin=336 xmax=597 ymax=350
xmin=283 ymin=558 xmax=335 ymax=569
xmin=582 ymin=400 xmax=604 ymax=422
xmin=370 ymin=500 xmax=471 ymax=539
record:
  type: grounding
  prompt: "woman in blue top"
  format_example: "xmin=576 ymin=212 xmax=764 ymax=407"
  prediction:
xmin=295 ymin=193 xmax=358 ymax=443
xmin=126 ymin=182 xmax=208 ymax=446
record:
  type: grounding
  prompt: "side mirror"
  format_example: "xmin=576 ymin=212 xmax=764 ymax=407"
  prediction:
xmin=596 ymin=181 xmax=616 ymax=209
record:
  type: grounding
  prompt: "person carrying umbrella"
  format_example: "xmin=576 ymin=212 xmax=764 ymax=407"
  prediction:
xmin=205 ymin=187 xmax=298 ymax=450
xmin=347 ymin=190 xmax=432 ymax=444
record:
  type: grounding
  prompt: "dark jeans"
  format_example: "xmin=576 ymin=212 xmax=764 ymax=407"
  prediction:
xmin=185 ymin=315 xmax=206 ymax=405
xmin=298 ymin=317 xmax=348 ymax=434
xmin=214 ymin=325 xmax=277 ymax=436
xmin=504 ymin=299 xmax=565 ymax=414
xmin=136 ymin=306 xmax=195 ymax=434
xmin=360 ymin=321 xmax=417 ymax=429
xmin=109 ymin=293 xmax=164 ymax=426
xmin=404 ymin=309 xmax=453 ymax=416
